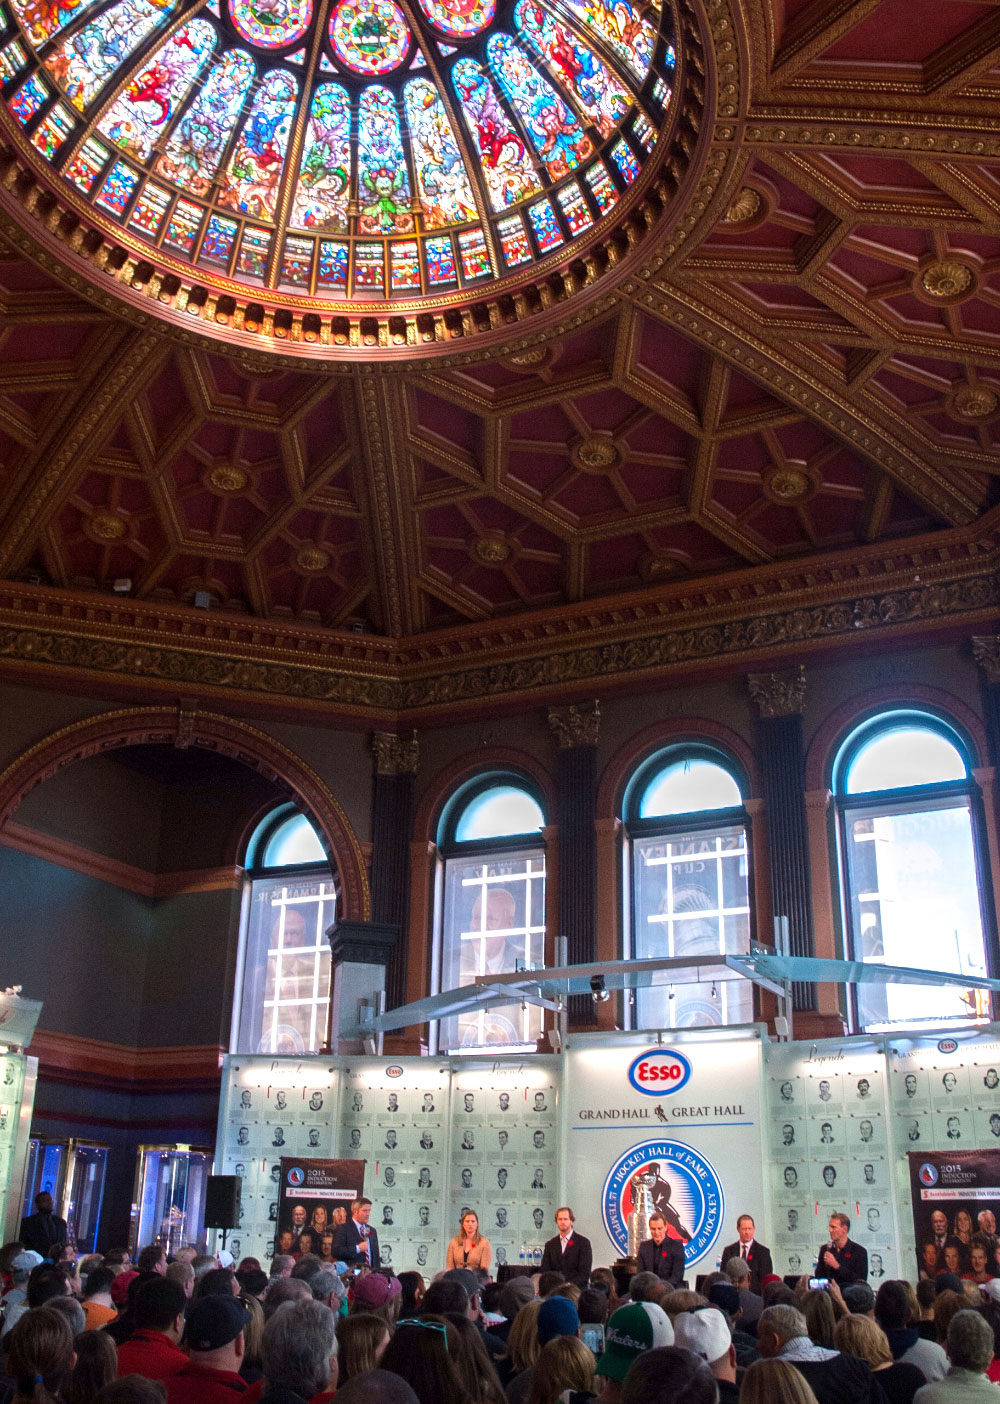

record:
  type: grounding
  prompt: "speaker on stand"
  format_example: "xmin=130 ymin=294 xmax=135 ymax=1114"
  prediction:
xmin=204 ymin=1175 xmax=242 ymax=1253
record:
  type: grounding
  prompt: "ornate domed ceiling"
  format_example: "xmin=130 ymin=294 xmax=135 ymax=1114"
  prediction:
xmin=1 ymin=0 xmax=1000 ymax=722
xmin=0 ymin=0 xmax=680 ymax=342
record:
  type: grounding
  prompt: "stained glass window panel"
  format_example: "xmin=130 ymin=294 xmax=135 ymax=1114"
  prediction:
xmin=458 ymin=225 xmax=491 ymax=278
xmin=354 ymin=241 xmax=385 ymax=290
xmin=497 ymin=212 xmax=530 ymax=266
xmin=8 ymin=72 xmax=46 ymax=124
xmin=514 ymin=0 xmax=630 ymax=138
xmin=280 ymin=233 xmax=313 ymax=284
xmin=290 ymin=83 xmax=352 ymax=232
xmin=403 ymin=77 xmax=478 ymax=227
xmin=559 ymin=0 xmax=655 ymax=81
xmin=357 ymin=85 xmax=413 ymax=234
xmin=98 ymin=19 xmax=215 ymax=161
xmin=30 ymin=103 xmax=74 ymax=157
xmin=0 ymin=39 xmax=28 ymax=80
xmin=487 ymin=34 xmax=592 ymax=179
xmin=218 ymin=68 xmax=297 ymax=219
xmin=610 ymin=136 xmax=639 ymax=183
xmin=329 ymin=0 xmax=411 ymax=75
xmin=163 ymin=196 xmax=204 ymax=252
xmin=64 ymin=136 xmax=109 ymax=192
xmin=585 ymin=160 xmax=617 ymax=212
xmin=230 ymin=0 xmax=312 ymax=48
xmin=416 ymin=0 xmax=493 ymax=38
xmin=10 ymin=0 xmax=102 ymax=51
xmin=452 ymin=56 xmax=540 ymax=211
xmin=95 ymin=159 xmax=140 ymax=216
xmin=527 ymin=197 xmax=562 ymax=250
xmin=45 ymin=0 xmax=178 ymax=112
xmin=556 ymin=182 xmax=592 ymax=233
xmin=199 ymin=212 xmax=238 ymax=266
xmin=157 ymin=49 xmax=255 ymax=196
xmin=237 ymin=225 xmax=271 ymax=278
xmin=390 ymin=239 xmax=421 ymax=289
xmin=317 ymin=240 xmax=348 ymax=286
xmin=426 ymin=234 xmax=456 ymax=282
xmin=129 ymin=181 xmax=172 ymax=236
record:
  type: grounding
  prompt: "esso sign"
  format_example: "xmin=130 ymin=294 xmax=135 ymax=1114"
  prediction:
xmin=628 ymin=1048 xmax=692 ymax=1096
xmin=385 ymin=1065 xmax=404 ymax=1078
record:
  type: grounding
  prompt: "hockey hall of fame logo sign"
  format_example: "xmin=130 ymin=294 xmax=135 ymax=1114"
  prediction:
xmin=602 ymin=1140 xmax=725 ymax=1263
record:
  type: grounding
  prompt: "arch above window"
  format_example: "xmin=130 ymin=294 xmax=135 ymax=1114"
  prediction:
xmin=834 ymin=711 xmax=971 ymax=797
xmin=247 ymin=804 xmax=328 ymax=868
xmin=624 ymin=743 xmax=748 ymax=823
xmin=438 ymin=773 xmax=546 ymax=847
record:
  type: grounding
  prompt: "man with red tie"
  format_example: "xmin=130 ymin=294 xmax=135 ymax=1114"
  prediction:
xmin=539 ymin=1207 xmax=593 ymax=1288
xmin=720 ymin=1214 xmax=773 ymax=1294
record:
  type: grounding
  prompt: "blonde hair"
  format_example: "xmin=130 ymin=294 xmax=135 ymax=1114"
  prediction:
xmin=8 ymin=1307 xmax=75 ymax=1404
xmin=504 ymin=1299 xmax=543 ymax=1373
xmin=336 ymin=1313 xmax=391 ymax=1383
xmin=241 ymin=1293 xmax=265 ymax=1370
xmin=528 ymin=1336 xmax=595 ymax=1404
xmin=740 ymin=1358 xmax=821 ymax=1404
xmin=833 ymin=1315 xmax=891 ymax=1369
xmin=662 ymin=1290 xmax=708 ymax=1321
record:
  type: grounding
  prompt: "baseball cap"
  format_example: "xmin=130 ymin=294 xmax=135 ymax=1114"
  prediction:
xmin=183 ymin=1293 xmax=252 ymax=1351
xmin=216 ymin=1250 xmax=234 ymax=1269
xmin=843 ymin=1283 xmax=875 ymax=1315
xmin=979 ymin=1280 xmax=1000 ymax=1305
xmin=674 ymin=1308 xmax=732 ymax=1365
xmin=596 ymin=1302 xmax=674 ymax=1382
xmin=110 ymin=1269 xmax=139 ymax=1305
xmin=935 ymin=1273 xmax=963 ymax=1296
xmin=537 ymin=1296 xmax=580 ymax=1345
xmin=442 ymin=1268 xmax=479 ymax=1302
xmin=708 ymin=1284 xmax=740 ymax=1317
xmin=12 ymin=1250 xmax=43 ymax=1274
xmin=354 ymin=1272 xmax=402 ymax=1308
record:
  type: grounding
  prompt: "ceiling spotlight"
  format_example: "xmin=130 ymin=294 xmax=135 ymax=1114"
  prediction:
xmin=112 ymin=577 xmax=132 ymax=594
xmin=590 ymin=975 xmax=609 ymax=1003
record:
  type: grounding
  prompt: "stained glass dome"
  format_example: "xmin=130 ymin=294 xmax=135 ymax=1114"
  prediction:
xmin=0 ymin=0 xmax=675 ymax=304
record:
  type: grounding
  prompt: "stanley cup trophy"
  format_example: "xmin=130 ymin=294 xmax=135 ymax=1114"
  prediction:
xmin=627 ymin=1168 xmax=657 ymax=1258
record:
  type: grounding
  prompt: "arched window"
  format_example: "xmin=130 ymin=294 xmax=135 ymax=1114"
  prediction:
xmin=833 ymin=711 xmax=992 ymax=1031
xmin=623 ymin=745 xmax=753 ymax=1029
xmin=435 ymin=775 xmax=546 ymax=1052
xmin=232 ymin=805 xmax=337 ymax=1055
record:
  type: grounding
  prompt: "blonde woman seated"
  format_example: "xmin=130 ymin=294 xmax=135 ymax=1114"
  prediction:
xmin=446 ymin=1211 xmax=492 ymax=1272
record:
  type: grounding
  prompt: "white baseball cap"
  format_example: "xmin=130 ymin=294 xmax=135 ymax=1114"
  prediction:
xmin=674 ymin=1307 xmax=732 ymax=1365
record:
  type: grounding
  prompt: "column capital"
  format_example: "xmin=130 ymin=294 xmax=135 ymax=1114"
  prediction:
xmin=748 ymin=665 xmax=806 ymax=718
xmin=372 ymin=730 xmax=420 ymax=775
xmin=548 ymin=700 xmax=600 ymax=749
xmin=804 ymin=788 xmax=832 ymax=812
xmin=972 ymin=636 xmax=1000 ymax=684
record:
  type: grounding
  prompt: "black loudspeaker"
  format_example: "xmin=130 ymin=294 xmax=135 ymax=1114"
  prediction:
xmin=204 ymin=1175 xmax=242 ymax=1230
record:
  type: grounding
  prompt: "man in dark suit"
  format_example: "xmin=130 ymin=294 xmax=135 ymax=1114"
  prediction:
xmin=720 ymin=1214 xmax=773 ymax=1293
xmin=331 ymin=1197 xmax=381 ymax=1269
xmin=539 ymin=1206 xmax=593 ymax=1288
xmin=637 ymin=1213 xmax=686 ymax=1287
xmin=816 ymin=1211 xmax=867 ymax=1285
xmin=19 ymin=1191 xmax=68 ymax=1259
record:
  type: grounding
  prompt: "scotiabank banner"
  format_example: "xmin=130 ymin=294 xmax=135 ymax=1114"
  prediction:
xmin=563 ymin=1033 xmax=764 ymax=1271
xmin=908 ymin=1149 xmax=1000 ymax=1281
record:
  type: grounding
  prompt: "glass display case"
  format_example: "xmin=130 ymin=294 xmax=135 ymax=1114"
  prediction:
xmin=20 ymin=1139 xmax=109 ymax=1253
xmin=131 ymin=1147 xmax=212 ymax=1255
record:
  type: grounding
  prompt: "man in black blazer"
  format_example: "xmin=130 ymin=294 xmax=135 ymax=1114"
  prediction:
xmin=19 ymin=1191 xmax=69 ymax=1259
xmin=539 ymin=1207 xmax=593 ymax=1288
xmin=331 ymin=1197 xmax=381 ymax=1269
xmin=636 ymin=1214 xmax=686 ymax=1287
xmin=720 ymin=1214 xmax=773 ymax=1293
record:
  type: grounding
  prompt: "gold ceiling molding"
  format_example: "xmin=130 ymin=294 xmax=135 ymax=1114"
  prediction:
xmin=0 ymin=521 xmax=998 ymax=719
xmin=748 ymin=666 xmax=807 ymax=719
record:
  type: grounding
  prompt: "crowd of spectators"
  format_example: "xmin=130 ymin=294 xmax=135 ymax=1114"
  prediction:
xmin=2 ymin=1217 xmax=1000 ymax=1404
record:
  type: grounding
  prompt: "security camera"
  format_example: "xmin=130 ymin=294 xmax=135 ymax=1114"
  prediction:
xmin=590 ymin=975 xmax=609 ymax=1003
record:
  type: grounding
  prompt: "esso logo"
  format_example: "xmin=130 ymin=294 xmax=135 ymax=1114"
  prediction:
xmin=628 ymin=1048 xmax=692 ymax=1096
xmin=937 ymin=1039 xmax=958 ymax=1055
xmin=385 ymin=1065 xmax=404 ymax=1078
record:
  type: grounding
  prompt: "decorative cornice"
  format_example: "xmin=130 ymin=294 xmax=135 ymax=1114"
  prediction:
xmin=29 ymin=1028 xmax=224 ymax=1089
xmin=548 ymin=701 xmax=601 ymax=749
xmin=1 ymin=524 xmax=999 ymax=719
xmin=972 ymin=635 xmax=1000 ymax=685
xmin=748 ymin=666 xmax=807 ymax=718
xmin=0 ymin=819 xmax=241 ymax=897
xmin=372 ymin=731 xmax=420 ymax=776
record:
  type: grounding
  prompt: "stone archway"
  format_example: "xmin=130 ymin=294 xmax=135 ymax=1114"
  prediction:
xmin=0 ymin=703 xmax=369 ymax=919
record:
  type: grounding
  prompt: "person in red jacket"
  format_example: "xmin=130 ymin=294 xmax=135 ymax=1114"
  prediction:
xmin=166 ymin=1294 xmax=252 ymax=1404
xmin=117 ymin=1278 xmax=189 ymax=1381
